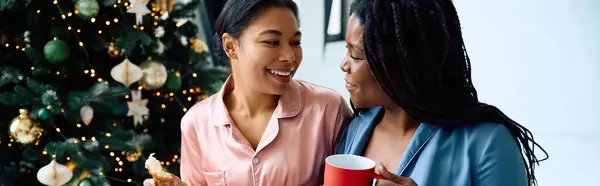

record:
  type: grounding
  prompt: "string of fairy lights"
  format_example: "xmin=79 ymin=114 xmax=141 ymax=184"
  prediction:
xmin=1 ymin=0 xmax=209 ymax=184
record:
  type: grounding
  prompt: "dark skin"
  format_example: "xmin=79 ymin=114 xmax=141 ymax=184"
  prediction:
xmin=223 ymin=7 xmax=302 ymax=150
xmin=143 ymin=6 xmax=302 ymax=186
xmin=340 ymin=14 xmax=419 ymax=186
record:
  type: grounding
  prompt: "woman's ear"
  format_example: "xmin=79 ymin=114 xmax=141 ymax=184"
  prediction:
xmin=222 ymin=33 xmax=238 ymax=60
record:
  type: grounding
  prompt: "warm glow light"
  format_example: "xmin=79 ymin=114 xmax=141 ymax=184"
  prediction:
xmin=77 ymin=124 xmax=81 ymax=128
xmin=192 ymin=73 xmax=197 ymax=77
xmin=169 ymin=93 xmax=174 ymax=96
xmin=62 ymin=15 xmax=66 ymax=19
xmin=110 ymin=152 xmax=115 ymax=156
xmin=98 ymin=30 xmax=102 ymax=34
xmin=183 ymin=108 xmax=188 ymax=112
xmin=161 ymin=104 xmax=166 ymax=109
xmin=56 ymin=128 xmax=61 ymax=132
xmin=187 ymin=97 xmax=192 ymax=101
xmin=81 ymin=137 xmax=86 ymax=141
xmin=67 ymin=157 xmax=71 ymax=160
xmin=156 ymin=92 xmax=161 ymax=96
xmin=189 ymin=89 xmax=194 ymax=93
xmin=91 ymin=18 xmax=96 ymax=23
xmin=68 ymin=13 xmax=72 ymax=17
xmin=114 ymin=18 xmax=119 ymax=23
xmin=106 ymin=133 xmax=111 ymax=137
xmin=91 ymin=137 xmax=96 ymax=141
xmin=5 ymin=43 xmax=8 ymax=47
xmin=43 ymin=151 xmax=47 ymax=155
xmin=182 ymin=90 xmax=187 ymax=94
xmin=79 ymin=42 xmax=84 ymax=46
xmin=37 ymin=10 xmax=41 ymax=13
xmin=56 ymin=71 xmax=60 ymax=75
xmin=154 ymin=22 xmax=158 ymax=26
xmin=53 ymin=0 xmax=57 ymax=4
xmin=125 ymin=95 xmax=130 ymax=99
xmin=84 ymin=70 xmax=89 ymax=74
xmin=52 ymin=154 xmax=56 ymax=158
xmin=127 ymin=179 xmax=132 ymax=183
xmin=140 ymin=26 xmax=144 ymax=30
xmin=77 ymin=29 xmax=81 ymax=33
xmin=106 ymin=21 xmax=110 ymax=25
xmin=7 ymin=143 xmax=12 ymax=147
xmin=116 ymin=157 xmax=121 ymax=161
xmin=91 ymin=74 xmax=95 ymax=77
xmin=98 ymin=78 xmax=103 ymax=82
xmin=118 ymin=161 xmax=123 ymax=166
xmin=175 ymin=72 xmax=181 ymax=77
xmin=68 ymin=26 xmax=72 ymax=30
xmin=138 ymin=86 xmax=143 ymax=90
xmin=105 ymin=145 xmax=110 ymax=149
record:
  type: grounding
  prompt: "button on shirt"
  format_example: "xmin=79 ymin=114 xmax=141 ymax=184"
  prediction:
xmin=180 ymin=76 xmax=352 ymax=186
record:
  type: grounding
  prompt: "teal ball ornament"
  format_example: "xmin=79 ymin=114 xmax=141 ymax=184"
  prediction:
xmin=76 ymin=0 xmax=100 ymax=19
xmin=43 ymin=39 xmax=71 ymax=64
xmin=37 ymin=108 xmax=51 ymax=120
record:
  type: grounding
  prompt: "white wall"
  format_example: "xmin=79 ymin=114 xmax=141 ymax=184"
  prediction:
xmin=294 ymin=0 xmax=600 ymax=185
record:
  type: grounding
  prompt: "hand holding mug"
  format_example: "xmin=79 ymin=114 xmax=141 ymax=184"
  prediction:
xmin=374 ymin=163 xmax=417 ymax=186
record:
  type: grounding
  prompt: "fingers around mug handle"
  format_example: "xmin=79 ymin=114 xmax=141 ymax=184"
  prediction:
xmin=373 ymin=173 xmax=384 ymax=180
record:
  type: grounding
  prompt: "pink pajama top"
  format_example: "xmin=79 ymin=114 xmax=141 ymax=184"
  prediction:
xmin=179 ymin=77 xmax=352 ymax=186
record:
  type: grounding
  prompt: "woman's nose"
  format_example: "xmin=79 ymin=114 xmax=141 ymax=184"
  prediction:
xmin=340 ymin=56 xmax=350 ymax=73
xmin=279 ymin=45 xmax=296 ymax=63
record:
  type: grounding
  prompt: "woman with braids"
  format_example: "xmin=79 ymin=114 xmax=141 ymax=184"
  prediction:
xmin=337 ymin=0 xmax=548 ymax=185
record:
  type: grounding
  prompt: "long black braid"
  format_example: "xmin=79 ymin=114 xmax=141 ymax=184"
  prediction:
xmin=351 ymin=0 xmax=548 ymax=185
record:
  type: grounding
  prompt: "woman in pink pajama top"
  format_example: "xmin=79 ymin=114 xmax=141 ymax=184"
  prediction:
xmin=144 ymin=0 xmax=352 ymax=185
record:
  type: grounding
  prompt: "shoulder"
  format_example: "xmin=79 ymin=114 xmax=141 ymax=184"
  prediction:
xmin=457 ymin=122 xmax=514 ymax=145
xmin=293 ymin=80 xmax=345 ymax=105
xmin=180 ymin=94 xmax=220 ymax=130
xmin=446 ymin=122 xmax=521 ymax=164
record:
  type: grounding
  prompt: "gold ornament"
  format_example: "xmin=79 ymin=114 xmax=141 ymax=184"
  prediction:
xmin=125 ymin=146 xmax=143 ymax=162
xmin=107 ymin=42 xmax=124 ymax=57
xmin=9 ymin=109 xmax=43 ymax=145
xmin=139 ymin=60 xmax=168 ymax=90
xmin=189 ymin=38 xmax=208 ymax=54
xmin=37 ymin=160 xmax=73 ymax=186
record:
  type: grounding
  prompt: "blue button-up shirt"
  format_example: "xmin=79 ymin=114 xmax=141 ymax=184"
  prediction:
xmin=337 ymin=107 xmax=528 ymax=186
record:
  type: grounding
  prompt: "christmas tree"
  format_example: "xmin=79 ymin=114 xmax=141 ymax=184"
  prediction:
xmin=0 ymin=0 xmax=229 ymax=185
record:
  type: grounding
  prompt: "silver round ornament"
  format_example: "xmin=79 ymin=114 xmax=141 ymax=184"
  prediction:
xmin=139 ymin=60 xmax=168 ymax=90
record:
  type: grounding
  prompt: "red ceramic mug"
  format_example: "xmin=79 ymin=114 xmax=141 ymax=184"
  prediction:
xmin=324 ymin=154 xmax=384 ymax=186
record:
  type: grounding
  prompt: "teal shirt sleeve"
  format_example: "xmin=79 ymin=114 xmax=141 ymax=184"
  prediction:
xmin=475 ymin=125 xmax=528 ymax=186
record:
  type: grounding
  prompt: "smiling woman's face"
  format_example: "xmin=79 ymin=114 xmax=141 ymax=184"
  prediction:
xmin=339 ymin=14 xmax=389 ymax=108
xmin=223 ymin=6 xmax=302 ymax=95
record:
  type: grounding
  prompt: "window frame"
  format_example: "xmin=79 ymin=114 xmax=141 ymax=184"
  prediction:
xmin=324 ymin=0 xmax=348 ymax=43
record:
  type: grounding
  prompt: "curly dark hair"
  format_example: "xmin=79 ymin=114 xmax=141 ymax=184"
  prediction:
xmin=349 ymin=0 xmax=548 ymax=185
